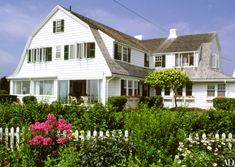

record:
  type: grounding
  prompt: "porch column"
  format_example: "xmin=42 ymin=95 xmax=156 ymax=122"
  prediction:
xmin=101 ymin=77 xmax=106 ymax=105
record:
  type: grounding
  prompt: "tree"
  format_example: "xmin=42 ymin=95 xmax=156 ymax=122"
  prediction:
xmin=145 ymin=69 xmax=191 ymax=107
xmin=0 ymin=76 xmax=10 ymax=93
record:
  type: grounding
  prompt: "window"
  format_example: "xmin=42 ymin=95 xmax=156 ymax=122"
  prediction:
xmin=13 ymin=81 xmax=30 ymax=94
xmin=156 ymin=86 xmax=161 ymax=96
xmin=121 ymin=79 xmax=138 ymax=96
xmin=144 ymin=53 xmax=149 ymax=67
xmin=53 ymin=20 xmax=64 ymax=33
xmin=211 ymin=53 xmax=218 ymax=68
xmin=45 ymin=47 xmax=52 ymax=61
xmin=121 ymin=80 xmax=126 ymax=96
xmin=128 ymin=80 xmax=133 ymax=96
xmin=155 ymin=55 xmax=165 ymax=67
xmin=27 ymin=47 xmax=52 ymax=63
xmin=176 ymin=86 xmax=183 ymax=96
xmin=134 ymin=81 xmax=139 ymax=96
xmin=56 ymin=46 xmax=61 ymax=59
xmin=86 ymin=42 xmax=95 ymax=58
xmin=64 ymin=45 xmax=69 ymax=60
xmin=175 ymin=52 xmax=194 ymax=67
xmin=114 ymin=43 xmax=131 ymax=63
xmin=70 ymin=45 xmax=75 ymax=59
xmin=34 ymin=80 xmax=54 ymax=95
xmin=207 ymin=85 xmax=215 ymax=97
xmin=186 ymin=83 xmax=192 ymax=96
xmin=164 ymin=87 xmax=170 ymax=96
xmin=217 ymin=84 xmax=225 ymax=97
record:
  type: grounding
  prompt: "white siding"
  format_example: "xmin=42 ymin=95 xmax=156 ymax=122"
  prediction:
xmin=16 ymin=10 xmax=111 ymax=80
xmin=165 ymin=54 xmax=175 ymax=68
xmin=108 ymin=77 xmax=120 ymax=97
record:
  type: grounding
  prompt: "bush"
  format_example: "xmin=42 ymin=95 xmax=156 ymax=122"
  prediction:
xmin=139 ymin=96 xmax=163 ymax=108
xmin=22 ymin=96 xmax=37 ymax=104
xmin=76 ymin=136 xmax=133 ymax=167
xmin=0 ymin=90 xmax=8 ymax=94
xmin=0 ymin=94 xmax=17 ymax=103
xmin=213 ymin=97 xmax=235 ymax=110
xmin=107 ymin=96 xmax=127 ymax=111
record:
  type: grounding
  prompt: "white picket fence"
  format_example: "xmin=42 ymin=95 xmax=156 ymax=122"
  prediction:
xmin=0 ymin=127 xmax=128 ymax=149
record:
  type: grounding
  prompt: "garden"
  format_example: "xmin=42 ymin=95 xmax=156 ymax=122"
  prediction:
xmin=0 ymin=94 xmax=234 ymax=166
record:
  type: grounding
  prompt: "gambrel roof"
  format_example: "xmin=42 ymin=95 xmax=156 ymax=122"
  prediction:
xmin=140 ymin=32 xmax=217 ymax=53
xmin=63 ymin=7 xmax=149 ymax=53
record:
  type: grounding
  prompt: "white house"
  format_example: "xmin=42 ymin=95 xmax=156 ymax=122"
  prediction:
xmin=8 ymin=5 xmax=235 ymax=108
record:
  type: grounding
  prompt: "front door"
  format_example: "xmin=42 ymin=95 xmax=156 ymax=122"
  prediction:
xmin=70 ymin=80 xmax=86 ymax=98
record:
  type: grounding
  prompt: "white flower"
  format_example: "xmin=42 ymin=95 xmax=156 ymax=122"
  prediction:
xmin=228 ymin=143 xmax=232 ymax=150
xmin=215 ymin=133 xmax=219 ymax=141
xmin=213 ymin=163 xmax=218 ymax=167
xmin=214 ymin=148 xmax=218 ymax=152
xmin=178 ymin=160 xmax=181 ymax=164
xmin=207 ymin=146 xmax=212 ymax=151
xmin=175 ymin=155 xmax=179 ymax=160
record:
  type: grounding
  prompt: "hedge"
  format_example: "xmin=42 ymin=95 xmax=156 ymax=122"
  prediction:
xmin=213 ymin=97 xmax=235 ymax=110
xmin=139 ymin=96 xmax=163 ymax=108
xmin=107 ymin=96 xmax=127 ymax=111
xmin=0 ymin=95 xmax=17 ymax=103
xmin=22 ymin=96 xmax=37 ymax=104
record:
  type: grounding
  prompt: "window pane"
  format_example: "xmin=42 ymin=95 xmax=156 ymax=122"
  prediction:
xmin=207 ymin=85 xmax=215 ymax=96
xmin=155 ymin=56 xmax=162 ymax=67
xmin=182 ymin=53 xmax=188 ymax=66
xmin=14 ymin=82 xmax=21 ymax=94
xmin=218 ymin=84 xmax=225 ymax=97
xmin=186 ymin=83 xmax=192 ymax=96
xmin=128 ymin=80 xmax=133 ymax=96
xmin=123 ymin=47 xmax=128 ymax=62
xmin=43 ymin=81 xmax=54 ymax=95
xmin=134 ymin=81 xmax=138 ymax=96
xmin=22 ymin=81 xmax=30 ymax=94
xmin=189 ymin=54 xmax=194 ymax=66
xmin=56 ymin=46 xmax=61 ymax=59
xmin=46 ymin=47 xmax=52 ymax=61
xmin=175 ymin=54 xmax=181 ymax=66
xmin=121 ymin=80 xmax=126 ymax=96
xmin=70 ymin=45 xmax=75 ymax=59
xmin=77 ymin=43 xmax=82 ymax=58
xmin=87 ymin=42 xmax=95 ymax=58
xmin=176 ymin=86 xmax=183 ymax=96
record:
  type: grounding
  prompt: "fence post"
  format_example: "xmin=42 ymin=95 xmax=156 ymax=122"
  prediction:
xmin=0 ymin=128 xmax=2 ymax=141
xmin=5 ymin=128 xmax=9 ymax=148
xmin=10 ymin=127 xmax=15 ymax=150
xmin=16 ymin=127 xmax=20 ymax=147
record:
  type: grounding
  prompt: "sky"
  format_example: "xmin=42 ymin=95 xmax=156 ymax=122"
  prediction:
xmin=0 ymin=0 xmax=235 ymax=77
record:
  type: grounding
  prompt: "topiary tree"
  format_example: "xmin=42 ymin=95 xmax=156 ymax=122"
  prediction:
xmin=145 ymin=69 xmax=191 ymax=107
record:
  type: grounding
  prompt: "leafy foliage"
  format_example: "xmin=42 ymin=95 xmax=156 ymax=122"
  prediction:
xmin=0 ymin=94 xmax=17 ymax=103
xmin=213 ymin=97 xmax=235 ymax=110
xmin=139 ymin=96 xmax=163 ymax=108
xmin=107 ymin=96 xmax=127 ymax=111
xmin=145 ymin=69 xmax=190 ymax=107
xmin=22 ymin=96 xmax=37 ymax=104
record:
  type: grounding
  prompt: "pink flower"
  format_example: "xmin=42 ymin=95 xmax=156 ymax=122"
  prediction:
xmin=43 ymin=137 xmax=52 ymax=145
xmin=56 ymin=137 xmax=69 ymax=144
xmin=29 ymin=135 xmax=44 ymax=145
xmin=57 ymin=119 xmax=72 ymax=133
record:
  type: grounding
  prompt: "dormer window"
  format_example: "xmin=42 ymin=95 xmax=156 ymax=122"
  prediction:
xmin=175 ymin=52 xmax=194 ymax=67
xmin=211 ymin=53 xmax=218 ymax=68
xmin=155 ymin=55 xmax=165 ymax=67
xmin=53 ymin=19 xmax=64 ymax=33
xmin=114 ymin=43 xmax=131 ymax=63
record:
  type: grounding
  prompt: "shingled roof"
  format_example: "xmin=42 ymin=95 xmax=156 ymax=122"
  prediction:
xmin=141 ymin=32 xmax=217 ymax=53
xmin=62 ymin=7 xmax=149 ymax=52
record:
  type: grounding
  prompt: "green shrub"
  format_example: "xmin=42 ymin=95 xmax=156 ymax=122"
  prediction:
xmin=107 ymin=96 xmax=127 ymax=111
xmin=139 ymin=96 xmax=163 ymax=108
xmin=22 ymin=96 xmax=37 ymax=104
xmin=76 ymin=136 xmax=133 ymax=167
xmin=0 ymin=90 xmax=8 ymax=94
xmin=0 ymin=94 xmax=17 ymax=103
xmin=213 ymin=97 xmax=235 ymax=110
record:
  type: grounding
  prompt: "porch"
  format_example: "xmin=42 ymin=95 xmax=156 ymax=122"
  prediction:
xmin=58 ymin=80 xmax=102 ymax=104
